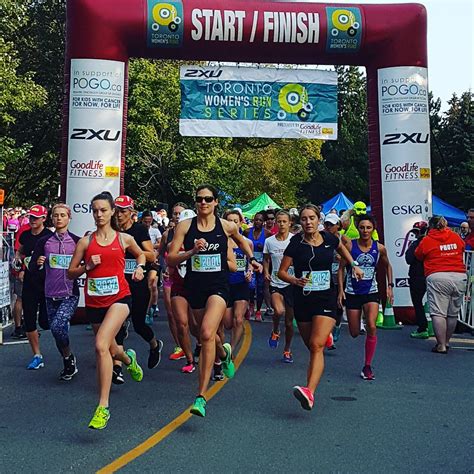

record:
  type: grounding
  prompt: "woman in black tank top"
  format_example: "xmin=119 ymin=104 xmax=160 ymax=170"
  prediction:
xmin=167 ymin=185 xmax=262 ymax=418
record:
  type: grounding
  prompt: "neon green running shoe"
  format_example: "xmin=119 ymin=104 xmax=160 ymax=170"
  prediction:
xmin=221 ymin=343 xmax=235 ymax=379
xmin=88 ymin=405 xmax=110 ymax=430
xmin=190 ymin=396 xmax=206 ymax=417
xmin=125 ymin=349 xmax=143 ymax=382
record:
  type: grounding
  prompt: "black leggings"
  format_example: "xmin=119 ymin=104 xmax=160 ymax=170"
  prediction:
xmin=22 ymin=284 xmax=48 ymax=333
xmin=409 ymin=278 xmax=427 ymax=331
xmin=116 ymin=279 xmax=154 ymax=345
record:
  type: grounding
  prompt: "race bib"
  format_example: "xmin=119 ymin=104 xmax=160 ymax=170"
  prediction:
xmin=331 ymin=262 xmax=340 ymax=275
xmin=253 ymin=251 xmax=263 ymax=262
xmin=49 ymin=254 xmax=72 ymax=270
xmin=124 ymin=259 xmax=137 ymax=275
xmin=304 ymin=270 xmax=331 ymax=291
xmin=236 ymin=258 xmax=247 ymax=272
xmin=191 ymin=254 xmax=221 ymax=272
xmin=361 ymin=267 xmax=375 ymax=280
xmin=87 ymin=276 xmax=119 ymax=296
xmin=23 ymin=256 xmax=31 ymax=268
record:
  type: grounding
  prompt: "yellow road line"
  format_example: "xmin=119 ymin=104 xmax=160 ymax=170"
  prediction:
xmin=97 ymin=321 xmax=253 ymax=474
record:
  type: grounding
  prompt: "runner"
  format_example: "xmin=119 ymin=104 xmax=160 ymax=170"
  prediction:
xmin=278 ymin=204 xmax=363 ymax=411
xmin=264 ymin=210 xmax=295 ymax=363
xmin=14 ymin=205 xmax=52 ymax=369
xmin=323 ymin=213 xmax=345 ymax=349
xmin=68 ymin=191 xmax=146 ymax=430
xmin=159 ymin=202 xmax=187 ymax=361
xmin=140 ymin=210 xmax=161 ymax=321
xmin=167 ymin=184 xmax=262 ymax=417
xmin=114 ymin=196 xmax=163 ymax=374
xmin=30 ymin=204 xmax=80 ymax=380
xmin=244 ymin=211 xmax=271 ymax=321
xmin=169 ymin=209 xmax=199 ymax=374
xmin=224 ymin=210 xmax=253 ymax=351
xmin=338 ymin=214 xmax=394 ymax=381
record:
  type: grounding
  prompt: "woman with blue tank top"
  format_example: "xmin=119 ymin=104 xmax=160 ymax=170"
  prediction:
xmin=244 ymin=212 xmax=271 ymax=321
xmin=337 ymin=214 xmax=394 ymax=381
xmin=167 ymin=185 xmax=262 ymax=418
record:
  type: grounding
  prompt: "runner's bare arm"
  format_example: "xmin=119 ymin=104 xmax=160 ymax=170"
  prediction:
xmin=378 ymin=244 xmax=394 ymax=304
xmin=336 ymin=241 xmax=364 ymax=281
xmin=278 ymin=255 xmax=307 ymax=287
xmin=121 ymin=234 xmax=146 ymax=265
xmin=223 ymin=220 xmax=262 ymax=272
xmin=140 ymin=239 xmax=156 ymax=263
xmin=167 ymin=220 xmax=198 ymax=266
xmin=263 ymin=253 xmax=271 ymax=281
xmin=67 ymin=236 xmax=88 ymax=279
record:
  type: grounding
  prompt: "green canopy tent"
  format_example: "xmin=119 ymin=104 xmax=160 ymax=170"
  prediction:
xmin=240 ymin=193 xmax=281 ymax=218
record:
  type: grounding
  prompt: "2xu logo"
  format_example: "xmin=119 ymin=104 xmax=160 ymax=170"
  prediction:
xmin=70 ymin=129 xmax=121 ymax=141
xmin=383 ymin=132 xmax=429 ymax=145
xmin=183 ymin=69 xmax=223 ymax=78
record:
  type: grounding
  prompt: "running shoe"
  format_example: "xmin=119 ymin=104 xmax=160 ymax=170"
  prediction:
xmin=59 ymin=354 xmax=78 ymax=381
xmin=254 ymin=310 xmax=263 ymax=322
xmin=325 ymin=333 xmax=334 ymax=348
xmin=360 ymin=322 xmax=366 ymax=335
xmin=193 ymin=344 xmax=201 ymax=365
xmin=360 ymin=365 xmax=375 ymax=380
xmin=333 ymin=325 xmax=341 ymax=342
xmin=181 ymin=362 xmax=196 ymax=374
xmin=265 ymin=307 xmax=275 ymax=317
xmin=169 ymin=346 xmax=186 ymax=361
xmin=27 ymin=355 xmax=44 ymax=370
xmin=148 ymin=339 xmax=163 ymax=369
xmin=292 ymin=386 xmax=314 ymax=411
xmin=153 ymin=306 xmax=160 ymax=319
xmin=112 ymin=365 xmax=125 ymax=385
xmin=212 ymin=363 xmax=224 ymax=381
xmin=190 ymin=396 xmax=206 ymax=417
xmin=410 ymin=330 xmax=429 ymax=339
xmin=88 ymin=405 xmax=110 ymax=430
xmin=125 ymin=349 xmax=143 ymax=382
xmin=145 ymin=309 xmax=154 ymax=327
xmin=282 ymin=351 xmax=294 ymax=363
xmin=221 ymin=343 xmax=235 ymax=378
xmin=11 ymin=326 xmax=26 ymax=339
xmin=268 ymin=331 xmax=280 ymax=349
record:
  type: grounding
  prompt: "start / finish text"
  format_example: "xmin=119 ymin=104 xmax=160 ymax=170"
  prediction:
xmin=190 ymin=9 xmax=320 ymax=44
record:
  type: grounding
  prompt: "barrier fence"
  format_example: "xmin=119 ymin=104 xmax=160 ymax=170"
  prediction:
xmin=0 ymin=232 xmax=14 ymax=344
xmin=460 ymin=250 xmax=473 ymax=330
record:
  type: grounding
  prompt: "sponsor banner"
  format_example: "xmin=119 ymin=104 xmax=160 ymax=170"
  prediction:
xmin=378 ymin=66 xmax=431 ymax=307
xmin=0 ymin=262 xmax=10 ymax=309
xmin=180 ymin=66 xmax=337 ymax=139
xmin=326 ymin=7 xmax=362 ymax=53
xmin=147 ymin=0 xmax=184 ymax=47
xmin=67 ymin=59 xmax=125 ymax=236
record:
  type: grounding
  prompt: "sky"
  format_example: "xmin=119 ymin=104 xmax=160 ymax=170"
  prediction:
xmin=314 ymin=0 xmax=473 ymax=110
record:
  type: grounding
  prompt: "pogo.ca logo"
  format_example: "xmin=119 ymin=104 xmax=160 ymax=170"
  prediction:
xmin=326 ymin=7 xmax=362 ymax=52
xmin=277 ymin=84 xmax=313 ymax=122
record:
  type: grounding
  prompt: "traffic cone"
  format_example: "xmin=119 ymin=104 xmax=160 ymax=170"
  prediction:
xmin=380 ymin=300 xmax=402 ymax=330
xmin=424 ymin=301 xmax=435 ymax=337
xmin=375 ymin=303 xmax=384 ymax=328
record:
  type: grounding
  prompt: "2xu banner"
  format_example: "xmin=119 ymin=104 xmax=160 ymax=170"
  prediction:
xmin=67 ymin=59 xmax=125 ymax=237
xmin=179 ymin=66 xmax=338 ymax=139
xmin=378 ymin=66 xmax=431 ymax=307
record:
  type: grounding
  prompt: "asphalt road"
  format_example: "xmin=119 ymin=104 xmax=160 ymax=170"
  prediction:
xmin=1 ymin=312 xmax=473 ymax=473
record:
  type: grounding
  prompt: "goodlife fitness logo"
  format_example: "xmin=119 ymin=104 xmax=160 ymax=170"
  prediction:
xmin=69 ymin=159 xmax=119 ymax=179
xmin=383 ymin=162 xmax=431 ymax=182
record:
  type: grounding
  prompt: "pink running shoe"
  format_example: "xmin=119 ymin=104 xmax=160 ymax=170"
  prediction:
xmin=325 ymin=332 xmax=334 ymax=348
xmin=292 ymin=386 xmax=314 ymax=411
xmin=254 ymin=310 xmax=263 ymax=322
xmin=181 ymin=362 xmax=196 ymax=374
xmin=360 ymin=365 xmax=375 ymax=380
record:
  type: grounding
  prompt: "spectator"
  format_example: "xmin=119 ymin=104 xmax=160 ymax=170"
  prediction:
xmin=459 ymin=221 xmax=469 ymax=240
xmin=415 ymin=216 xmax=467 ymax=354
xmin=465 ymin=209 xmax=474 ymax=250
xmin=405 ymin=221 xmax=429 ymax=338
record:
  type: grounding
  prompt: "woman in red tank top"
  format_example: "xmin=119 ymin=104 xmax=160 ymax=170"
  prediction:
xmin=68 ymin=191 xmax=146 ymax=430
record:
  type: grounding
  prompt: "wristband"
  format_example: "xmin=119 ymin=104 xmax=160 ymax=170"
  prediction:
xmin=387 ymin=282 xmax=395 ymax=288
xmin=136 ymin=264 xmax=146 ymax=270
xmin=249 ymin=256 xmax=258 ymax=264
xmin=351 ymin=261 xmax=359 ymax=267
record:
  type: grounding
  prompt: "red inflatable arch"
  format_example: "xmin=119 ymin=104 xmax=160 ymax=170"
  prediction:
xmin=61 ymin=0 xmax=431 ymax=317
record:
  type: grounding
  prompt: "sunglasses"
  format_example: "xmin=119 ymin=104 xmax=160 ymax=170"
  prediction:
xmin=195 ymin=196 xmax=214 ymax=203
xmin=267 ymin=216 xmax=275 ymax=220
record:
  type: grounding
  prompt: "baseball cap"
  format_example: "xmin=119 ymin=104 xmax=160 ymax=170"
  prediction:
xmin=324 ymin=213 xmax=340 ymax=225
xmin=289 ymin=207 xmax=299 ymax=216
xmin=179 ymin=209 xmax=196 ymax=222
xmin=412 ymin=221 xmax=428 ymax=231
xmin=28 ymin=205 xmax=48 ymax=218
xmin=114 ymin=195 xmax=134 ymax=209
xmin=353 ymin=201 xmax=367 ymax=215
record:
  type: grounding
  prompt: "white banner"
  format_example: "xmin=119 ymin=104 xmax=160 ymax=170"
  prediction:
xmin=0 ymin=262 xmax=10 ymax=309
xmin=378 ymin=66 xmax=432 ymax=306
xmin=180 ymin=66 xmax=338 ymax=139
xmin=66 ymin=59 xmax=125 ymax=237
